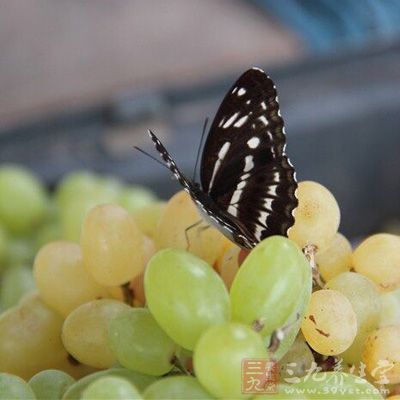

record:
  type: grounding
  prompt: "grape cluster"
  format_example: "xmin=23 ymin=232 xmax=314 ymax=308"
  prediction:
xmin=0 ymin=167 xmax=399 ymax=399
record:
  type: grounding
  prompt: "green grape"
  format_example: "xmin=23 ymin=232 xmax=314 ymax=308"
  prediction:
xmin=143 ymin=376 xmax=214 ymax=399
xmin=230 ymin=236 xmax=312 ymax=339
xmin=0 ymin=373 xmax=36 ymax=400
xmin=379 ymin=289 xmax=400 ymax=327
xmin=279 ymin=335 xmax=314 ymax=380
xmin=316 ymin=233 xmax=352 ymax=282
xmin=119 ymin=185 xmax=157 ymax=214
xmin=288 ymin=181 xmax=340 ymax=251
xmin=194 ymin=322 xmax=268 ymax=399
xmin=145 ymin=248 xmax=230 ymax=350
xmin=82 ymin=376 xmax=142 ymax=400
xmin=62 ymin=299 xmax=131 ymax=368
xmin=81 ymin=204 xmax=144 ymax=286
xmin=292 ymin=372 xmax=383 ymax=399
xmin=0 ymin=223 xmax=8 ymax=270
xmin=109 ymin=308 xmax=179 ymax=376
xmin=29 ymin=369 xmax=75 ymax=400
xmin=352 ymin=233 xmax=400 ymax=291
xmin=0 ymin=165 xmax=48 ymax=235
xmin=34 ymin=241 xmax=110 ymax=317
xmin=0 ymin=265 xmax=35 ymax=310
xmin=7 ymin=236 xmax=36 ymax=267
xmin=363 ymin=326 xmax=400 ymax=384
xmin=301 ymin=289 xmax=357 ymax=356
xmin=62 ymin=368 xmax=156 ymax=400
xmin=325 ymin=272 xmax=381 ymax=364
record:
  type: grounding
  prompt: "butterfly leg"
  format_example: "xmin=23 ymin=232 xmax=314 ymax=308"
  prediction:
xmin=184 ymin=220 xmax=203 ymax=250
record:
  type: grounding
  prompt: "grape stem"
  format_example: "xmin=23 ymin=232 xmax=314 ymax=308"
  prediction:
xmin=268 ymin=313 xmax=300 ymax=355
xmin=303 ymin=244 xmax=324 ymax=289
xmin=170 ymin=355 xmax=193 ymax=376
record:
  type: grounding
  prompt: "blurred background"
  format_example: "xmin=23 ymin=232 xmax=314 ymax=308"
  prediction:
xmin=1 ymin=0 xmax=400 ymax=238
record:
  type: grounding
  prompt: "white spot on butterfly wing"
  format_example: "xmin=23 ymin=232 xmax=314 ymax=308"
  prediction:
xmin=261 ymin=102 xmax=267 ymax=110
xmin=267 ymin=185 xmax=278 ymax=196
xmin=264 ymin=198 xmax=273 ymax=211
xmin=258 ymin=115 xmax=269 ymax=126
xmin=232 ymin=87 xmax=238 ymax=94
xmin=233 ymin=115 xmax=248 ymax=128
xmin=222 ymin=112 xmax=239 ymax=129
xmin=228 ymin=205 xmax=238 ymax=217
xmin=243 ymin=155 xmax=254 ymax=172
xmin=247 ymin=137 xmax=260 ymax=149
xmin=237 ymin=88 xmax=246 ymax=96
xmin=208 ymin=142 xmax=231 ymax=191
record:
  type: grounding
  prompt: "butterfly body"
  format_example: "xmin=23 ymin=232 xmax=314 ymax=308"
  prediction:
xmin=147 ymin=67 xmax=298 ymax=250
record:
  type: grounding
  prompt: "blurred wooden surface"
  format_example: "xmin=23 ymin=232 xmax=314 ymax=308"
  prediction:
xmin=0 ymin=0 xmax=302 ymax=128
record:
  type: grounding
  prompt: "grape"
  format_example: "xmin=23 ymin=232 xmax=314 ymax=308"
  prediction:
xmin=325 ymin=272 xmax=381 ymax=364
xmin=29 ymin=369 xmax=75 ymax=400
xmin=0 ymin=224 xmax=8 ymax=270
xmin=218 ymin=243 xmax=241 ymax=289
xmin=81 ymin=204 xmax=144 ymax=286
xmin=145 ymin=248 xmax=230 ymax=350
xmin=0 ymin=293 xmax=92 ymax=380
xmin=194 ymin=322 xmax=268 ymax=399
xmin=301 ymin=289 xmax=357 ymax=355
xmin=363 ymin=326 xmax=400 ymax=384
xmin=0 ymin=165 xmax=48 ymax=235
xmin=279 ymin=335 xmax=314 ymax=380
xmin=33 ymin=241 xmax=110 ymax=317
xmin=82 ymin=376 xmax=142 ymax=400
xmin=316 ymin=233 xmax=352 ymax=282
xmin=0 ymin=265 xmax=35 ymax=310
xmin=108 ymin=308 xmax=179 ymax=376
xmin=155 ymin=190 xmax=225 ymax=265
xmin=143 ymin=376 xmax=214 ymax=399
xmin=7 ymin=236 xmax=36 ymax=267
xmin=353 ymin=233 xmax=400 ymax=291
xmin=62 ymin=368 xmax=156 ymax=400
xmin=292 ymin=372 xmax=383 ymax=399
xmin=119 ymin=185 xmax=157 ymax=214
xmin=0 ymin=373 xmax=36 ymax=400
xmin=288 ymin=181 xmax=340 ymax=250
xmin=379 ymin=289 xmax=400 ymax=327
xmin=35 ymin=222 xmax=62 ymax=250
xmin=230 ymin=236 xmax=312 ymax=339
xmin=132 ymin=201 xmax=166 ymax=239
xmin=62 ymin=299 xmax=131 ymax=368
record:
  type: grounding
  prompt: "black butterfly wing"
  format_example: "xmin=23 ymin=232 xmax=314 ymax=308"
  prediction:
xmin=200 ymin=67 xmax=297 ymax=241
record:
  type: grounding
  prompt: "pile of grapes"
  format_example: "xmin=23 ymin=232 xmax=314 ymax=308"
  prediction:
xmin=0 ymin=165 xmax=399 ymax=399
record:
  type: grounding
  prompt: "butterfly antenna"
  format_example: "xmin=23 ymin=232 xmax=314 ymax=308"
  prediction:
xmin=133 ymin=146 xmax=170 ymax=170
xmin=192 ymin=117 xmax=209 ymax=181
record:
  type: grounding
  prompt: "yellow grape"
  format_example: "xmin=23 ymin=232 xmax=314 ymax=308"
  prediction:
xmin=379 ymin=289 xmax=400 ymax=327
xmin=316 ymin=233 xmax=352 ymax=282
xmin=0 ymin=293 xmax=93 ymax=380
xmin=34 ymin=241 xmax=110 ymax=317
xmin=61 ymin=299 xmax=131 ymax=368
xmin=155 ymin=190 xmax=225 ymax=265
xmin=353 ymin=233 xmax=400 ymax=291
xmin=301 ymin=289 xmax=357 ymax=355
xmin=288 ymin=181 xmax=340 ymax=250
xmin=363 ymin=326 xmax=400 ymax=384
xmin=81 ymin=204 xmax=144 ymax=286
xmin=217 ymin=243 xmax=241 ymax=289
xmin=133 ymin=201 xmax=166 ymax=239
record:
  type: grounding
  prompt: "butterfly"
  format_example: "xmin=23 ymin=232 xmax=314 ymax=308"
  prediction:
xmin=146 ymin=67 xmax=298 ymax=249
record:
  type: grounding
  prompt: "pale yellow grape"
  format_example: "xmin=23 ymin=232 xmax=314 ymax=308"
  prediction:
xmin=0 ymin=373 xmax=36 ymax=400
xmin=379 ymin=289 xmax=400 ymax=327
xmin=132 ymin=201 xmax=166 ymax=239
xmin=363 ymin=326 xmax=400 ymax=384
xmin=62 ymin=299 xmax=131 ymax=368
xmin=326 ymin=272 xmax=381 ymax=364
xmin=353 ymin=233 xmax=400 ymax=291
xmin=155 ymin=190 xmax=225 ymax=265
xmin=0 ymin=293 xmax=93 ymax=380
xmin=316 ymin=233 xmax=352 ymax=282
xmin=218 ymin=244 xmax=241 ymax=289
xmin=279 ymin=334 xmax=314 ymax=380
xmin=81 ymin=204 xmax=144 ymax=286
xmin=288 ymin=181 xmax=340 ymax=250
xmin=301 ymin=289 xmax=357 ymax=355
xmin=34 ymin=241 xmax=110 ymax=317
